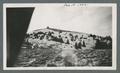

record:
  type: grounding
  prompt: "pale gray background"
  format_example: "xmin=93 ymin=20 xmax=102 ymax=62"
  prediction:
xmin=0 ymin=0 xmax=120 ymax=72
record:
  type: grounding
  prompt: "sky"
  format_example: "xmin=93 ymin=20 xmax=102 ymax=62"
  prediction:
xmin=27 ymin=4 xmax=112 ymax=37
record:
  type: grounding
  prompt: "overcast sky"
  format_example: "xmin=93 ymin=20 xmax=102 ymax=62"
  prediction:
xmin=27 ymin=4 xmax=112 ymax=37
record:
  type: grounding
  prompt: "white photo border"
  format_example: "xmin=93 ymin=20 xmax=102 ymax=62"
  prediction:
xmin=3 ymin=3 xmax=117 ymax=70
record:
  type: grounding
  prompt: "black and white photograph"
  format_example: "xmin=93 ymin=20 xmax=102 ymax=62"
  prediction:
xmin=3 ymin=3 xmax=117 ymax=70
